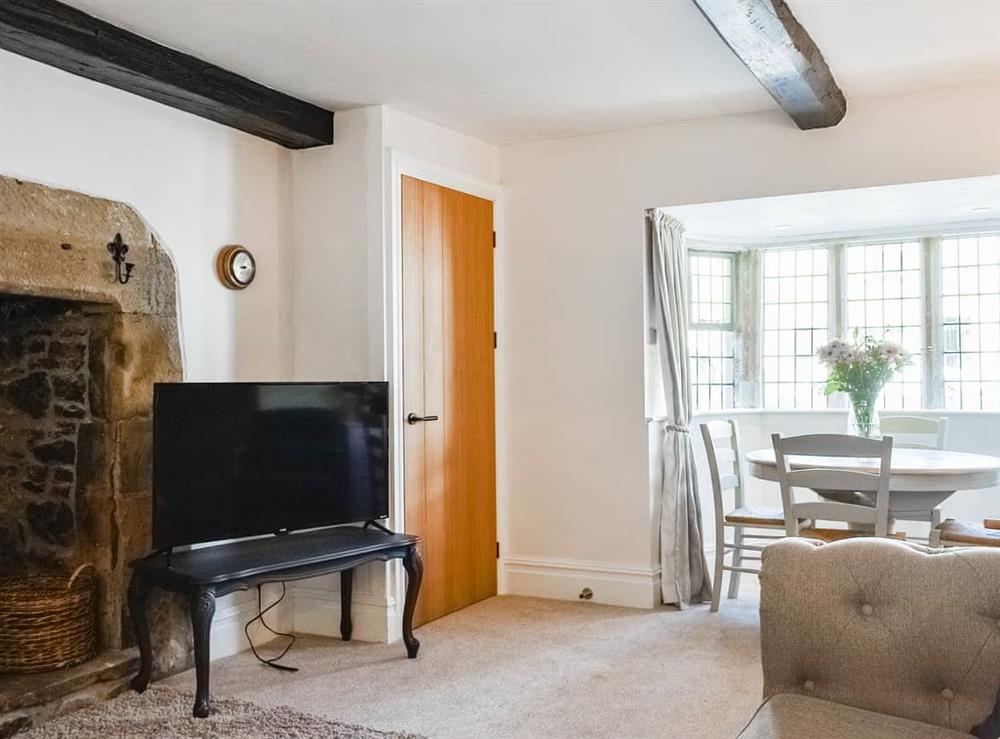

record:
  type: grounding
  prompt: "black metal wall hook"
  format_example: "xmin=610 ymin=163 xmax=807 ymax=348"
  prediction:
xmin=107 ymin=232 xmax=135 ymax=284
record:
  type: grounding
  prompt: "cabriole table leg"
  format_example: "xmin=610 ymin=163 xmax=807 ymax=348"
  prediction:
xmin=402 ymin=547 xmax=423 ymax=658
xmin=128 ymin=573 xmax=152 ymax=692
xmin=190 ymin=588 xmax=216 ymax=718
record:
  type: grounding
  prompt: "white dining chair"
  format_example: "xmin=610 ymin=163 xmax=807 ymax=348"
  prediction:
xmin=880 ymin=415 xmax=948 ymax=536
xmin=878 ymin=415 xmax=948 ymax=450
xmin=700 ymin=420 xmax=789 ymax=612
xmin=771 ymin=433 xmax=900 ymax=541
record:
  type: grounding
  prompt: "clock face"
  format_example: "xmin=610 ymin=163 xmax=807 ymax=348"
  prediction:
xmin=232 ymin=251 xmax=255 ymax=285
xmin=216 ymin=245 xmax=256 ymax=289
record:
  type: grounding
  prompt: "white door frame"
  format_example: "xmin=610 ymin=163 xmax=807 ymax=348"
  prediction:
xmin=383 ymin=149 xmax=506 ymax=639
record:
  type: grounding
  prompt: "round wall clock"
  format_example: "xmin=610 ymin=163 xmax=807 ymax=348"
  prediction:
xmin=216 ymin=245 xmax=256 ymax=289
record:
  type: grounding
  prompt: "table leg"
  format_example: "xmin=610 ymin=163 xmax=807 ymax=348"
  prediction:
xmin=340 ymin=568 xmax=353 ymax=641
xmin=402 ymin=547 xmax=423 ymax=659
xmin=127 ymin=573 xmax=152 ymax=693
xmin=190 ymin=588 xmax=216 ymax=718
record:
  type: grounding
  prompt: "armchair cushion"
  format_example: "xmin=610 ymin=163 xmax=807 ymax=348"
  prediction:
xmin=759 ymin=538 xmax=1000 ymax=733
xmin=738 ymin=694 xmax=973 ymax=739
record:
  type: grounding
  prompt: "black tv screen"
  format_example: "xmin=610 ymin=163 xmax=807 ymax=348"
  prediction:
xmin=153 ymin=382 xmax=389 ymax=549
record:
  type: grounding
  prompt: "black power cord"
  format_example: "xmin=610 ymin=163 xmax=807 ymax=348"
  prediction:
xmin=244 ymin=583 xmax=298 ymax=672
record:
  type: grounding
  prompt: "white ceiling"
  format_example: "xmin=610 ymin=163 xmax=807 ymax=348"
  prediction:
xmin=667 ymin=176 xmax=1000 ymax=244
xmin=789 ymin=0 xmax=1000 ymax=101
xmin=64 ymin=0 xmax=1000 ymax=145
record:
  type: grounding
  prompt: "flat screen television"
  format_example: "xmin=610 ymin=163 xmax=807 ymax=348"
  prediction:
xmin=152 ymin=382 xmax=389 ymax=549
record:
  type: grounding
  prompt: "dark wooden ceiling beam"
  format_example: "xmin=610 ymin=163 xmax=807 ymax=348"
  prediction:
xmin=0 ymin=0 xmax=334 ymax=148
xmin=691 ymin=0 xmax=846 ymax=130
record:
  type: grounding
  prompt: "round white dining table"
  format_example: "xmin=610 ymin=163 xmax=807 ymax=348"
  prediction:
xmin=745 ymin=447 xmax=1000 ymax=520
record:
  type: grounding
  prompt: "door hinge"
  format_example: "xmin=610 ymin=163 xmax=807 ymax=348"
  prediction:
xmin=493 ymin=331 xmax=498 ymax=349
xmin=492 ymin=231 xmax=496 ymax=249
xmin=496 ymin=541 xmax=500 ymax=559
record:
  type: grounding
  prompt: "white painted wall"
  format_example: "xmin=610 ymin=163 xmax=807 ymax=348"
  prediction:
xmin=0 ymin=51 xmax=294 ymax=382
xmin=499 ymin=79 xmax=1000 ymax=607
xmin=292 ymin=106 xmax=384 ymax=382
xmin=384 ymin=108 xmax=502 ymax=184
xmin=291 ymin=106 xmax=501 ymax=382
xmin=0 ymin=51 xmax=295 ymax=657
xmin=288 ymin=104 xmax=501 ymax=642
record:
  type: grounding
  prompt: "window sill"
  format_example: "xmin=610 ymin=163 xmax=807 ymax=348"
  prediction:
xmin=690 ymin=408 xmax=1000 ymax=418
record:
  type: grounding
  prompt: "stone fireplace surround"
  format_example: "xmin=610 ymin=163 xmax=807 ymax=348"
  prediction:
xmin=0 ymin=176 xmax=186 ymax=730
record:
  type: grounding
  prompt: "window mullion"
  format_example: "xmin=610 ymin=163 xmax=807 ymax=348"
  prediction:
xmin=923 ymin=237 xmax=943 ymax=408
xmin=830 ymin=242 xmax=846 ymax=339
xmin=736 ymin=249 xmax=761 ymax=408
xmin=828 ymin=242 xmax=846 ymax=409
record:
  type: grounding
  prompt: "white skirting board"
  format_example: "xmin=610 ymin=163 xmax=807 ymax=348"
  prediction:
xmin=207 ymin=564 xmax=399 ymax=662
xmin=292 ymin=585 xmax=398 ymax=643
xmin=209 ymin=557 xmax=663 ymax=659
xmin=501 ymin=556 xmax=662 ymax=609
xmin=210 ymin=585 xmax=295 ymax=660
xmin=291 ymin=562 xmax=398 ymax=643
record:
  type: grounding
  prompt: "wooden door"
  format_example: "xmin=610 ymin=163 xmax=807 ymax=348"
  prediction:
xmin=402 ymin=175 xmax=496 ymax=627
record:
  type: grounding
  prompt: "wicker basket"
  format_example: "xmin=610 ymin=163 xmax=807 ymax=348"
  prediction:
xmin=0 ymin=564 xmax=98 ymax=673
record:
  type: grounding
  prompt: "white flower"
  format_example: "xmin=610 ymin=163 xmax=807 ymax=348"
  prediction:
xmin=879 ymin=341 xmax=903 ymax=363
xmin=816 ymin=338 xmax=853 ymax=365
xmin=816 ymin=344 xmax=837 ymax=364
xmin=878 ymin=341 xmax=910 ymax=366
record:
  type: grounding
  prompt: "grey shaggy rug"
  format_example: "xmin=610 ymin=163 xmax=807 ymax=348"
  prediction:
xmin=23 ymin=686 xmax=424 ymax=739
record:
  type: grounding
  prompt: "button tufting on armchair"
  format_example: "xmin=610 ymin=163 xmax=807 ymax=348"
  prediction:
xmin=738 ymin=537 xmax=1000 ymax=738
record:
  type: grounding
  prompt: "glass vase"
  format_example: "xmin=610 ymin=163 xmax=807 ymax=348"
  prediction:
xmin=846 ymin=393 xmax=881 ymax=439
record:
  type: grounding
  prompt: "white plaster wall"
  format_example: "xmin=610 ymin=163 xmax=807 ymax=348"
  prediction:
xmin=0 ymin=51 xmax=295 ymax=658
xmin=384 ymin=108 xmax=502 ymax=184
xmin=292 ymin=106 xmax=383 ymax=382
xmin=291 ymin=105 xmax=501 ymax=381
xmin=288 ymin=104 xmax=501 ymax=642
xmin=500 ymin=79 xmax=1000 ymax=606
xmin=0 ymin=51 xmax=294 ymax=382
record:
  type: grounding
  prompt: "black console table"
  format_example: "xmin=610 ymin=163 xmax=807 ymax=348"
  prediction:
xmin=128 ymin=526 xmax=422 ymax=717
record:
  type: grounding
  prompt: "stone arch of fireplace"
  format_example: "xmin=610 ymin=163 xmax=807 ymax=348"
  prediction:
xmin=0 ymin=175 xmax=186 ymax=670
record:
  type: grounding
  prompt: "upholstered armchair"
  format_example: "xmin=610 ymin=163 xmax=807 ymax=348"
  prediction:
xmin=739 ymin=537 xmax=1000 ymax=738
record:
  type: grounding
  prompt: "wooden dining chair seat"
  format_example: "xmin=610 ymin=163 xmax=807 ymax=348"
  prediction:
xmin=799 ymin=527 xmax=907 ymax=543
xmin=724 ymin=506 xmax=786 ymax=527
xmin=936 ymin=519 xmax=1000 ymax=547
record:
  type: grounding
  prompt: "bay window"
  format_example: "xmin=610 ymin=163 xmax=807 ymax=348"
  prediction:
xmin=689 ymin=230 xmax=1000 ymax=412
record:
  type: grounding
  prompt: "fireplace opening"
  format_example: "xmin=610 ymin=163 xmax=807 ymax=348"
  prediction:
xmin=0 ymin=294 xmax=114 ymax=579
xmin=0 ymin=175 xmax=185 ymax=733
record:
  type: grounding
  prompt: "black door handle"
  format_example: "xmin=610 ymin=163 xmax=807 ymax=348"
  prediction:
xmin=407 ymin=413 xmax=439 ymax=425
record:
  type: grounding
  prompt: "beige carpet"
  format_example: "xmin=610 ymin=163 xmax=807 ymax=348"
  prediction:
xmin=21 ymin=685 xmax=423 ymax=739
xmin=162 ymin=592 xmax=762 ymax=738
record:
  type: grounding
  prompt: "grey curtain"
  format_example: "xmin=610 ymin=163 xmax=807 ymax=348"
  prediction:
xmin=649 ymin=210 xmax=711 ymax=607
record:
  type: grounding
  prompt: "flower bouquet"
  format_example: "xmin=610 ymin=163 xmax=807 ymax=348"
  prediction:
xmin=816 ymin=335 xmax=912 ymax=438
